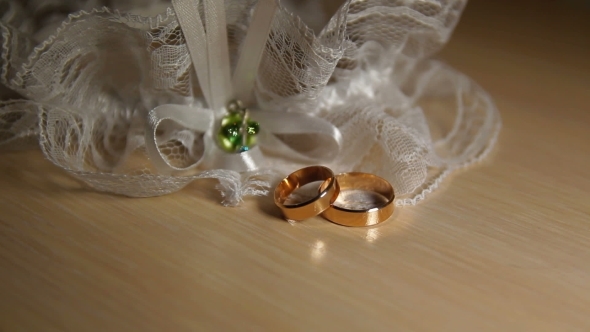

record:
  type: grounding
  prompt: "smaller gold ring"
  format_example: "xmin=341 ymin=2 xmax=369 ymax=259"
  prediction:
xmin=274 ymin=166 xmax=339 ymax=221
xmin=321 ymin=172 xmax=395 ymax=227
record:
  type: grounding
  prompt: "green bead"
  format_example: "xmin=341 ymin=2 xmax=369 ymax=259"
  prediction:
xmin=216 ymin=110 xmax=260 ymax=153
xmin=247 ymin=122 xmax=259 ymax=135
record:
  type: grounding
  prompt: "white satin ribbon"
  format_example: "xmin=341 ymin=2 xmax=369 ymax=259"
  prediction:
xmin=145 ymin=0 xmax=342 ymax=173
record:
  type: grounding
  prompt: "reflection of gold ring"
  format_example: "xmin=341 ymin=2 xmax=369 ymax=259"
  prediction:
xmin=321 ymin=172 xmax=394 ymax=227
xmin=274 ymin=166 xmax=339 ymax=221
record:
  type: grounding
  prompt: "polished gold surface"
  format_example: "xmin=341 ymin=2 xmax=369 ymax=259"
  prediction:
xmin=274 ymin=165 xmax=339 ymax=221
xmin=321 ymin=172 xmax=395 ymax=227
xmin=1 ymin=1 xmax=590 ymax=331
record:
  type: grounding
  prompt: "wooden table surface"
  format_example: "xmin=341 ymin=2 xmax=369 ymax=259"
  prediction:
xmin=1 ymin=1 xmax=589 ymax=331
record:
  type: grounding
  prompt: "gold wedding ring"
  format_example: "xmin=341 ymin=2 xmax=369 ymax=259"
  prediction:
xmin=321 ymin=172 xmax=395 ymax=227
xmin=274 ymin=166 xmax=340 ymax=221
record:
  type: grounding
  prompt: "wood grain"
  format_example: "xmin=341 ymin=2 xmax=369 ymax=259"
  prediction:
xmin=1 ymin=1 xmax=589 ymax=331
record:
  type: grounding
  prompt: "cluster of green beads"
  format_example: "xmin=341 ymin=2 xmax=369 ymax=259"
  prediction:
xmin=216 ymin=100 xmax=260 ymax=153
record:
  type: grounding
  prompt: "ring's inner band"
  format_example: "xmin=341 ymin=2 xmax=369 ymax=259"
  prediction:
xmin=319 ymin=172 xmax=394 ymax=227
xmin=276 ymin=167 xmax=334 ymax=207
xmin=333 ymin=190 xmax=389 ymax=210
xmin=327 ymin=173 xmax=394 ymax=212
xmin=283 ymin=181 xmax=329 ymax=205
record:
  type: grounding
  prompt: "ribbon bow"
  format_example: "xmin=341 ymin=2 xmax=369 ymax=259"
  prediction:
xmin=145 ymin=0 xmax=342 ymax=174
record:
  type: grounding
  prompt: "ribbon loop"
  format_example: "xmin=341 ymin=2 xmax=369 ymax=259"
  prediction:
xmin=145 ymin=104 xmax=214 ymax=173
xmin=255 ymin=111 xmax=343 ymax=162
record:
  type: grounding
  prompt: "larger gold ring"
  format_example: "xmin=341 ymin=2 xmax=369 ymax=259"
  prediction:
xmin=321 ymin=172 xmax=395 ymax=227
xmin=274 ymin=166 xmax=339 ymax=221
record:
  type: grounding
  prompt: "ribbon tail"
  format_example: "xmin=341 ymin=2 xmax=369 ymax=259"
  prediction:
xmin=145 ymin=104 xmax=214 ymax=174
xmin=255 ymin=111 xmax=342 ymax=163
xmin=231 ymin=0 xmax=277 ymax=106
xmin=203 ymin=0 xmax=233 ymax=110
xmin=172 ymin=0 xmax=213 ymax=107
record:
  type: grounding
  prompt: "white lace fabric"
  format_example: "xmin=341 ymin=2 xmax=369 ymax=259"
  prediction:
xmin=0 ymin=0 xmax=501 ymax=206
